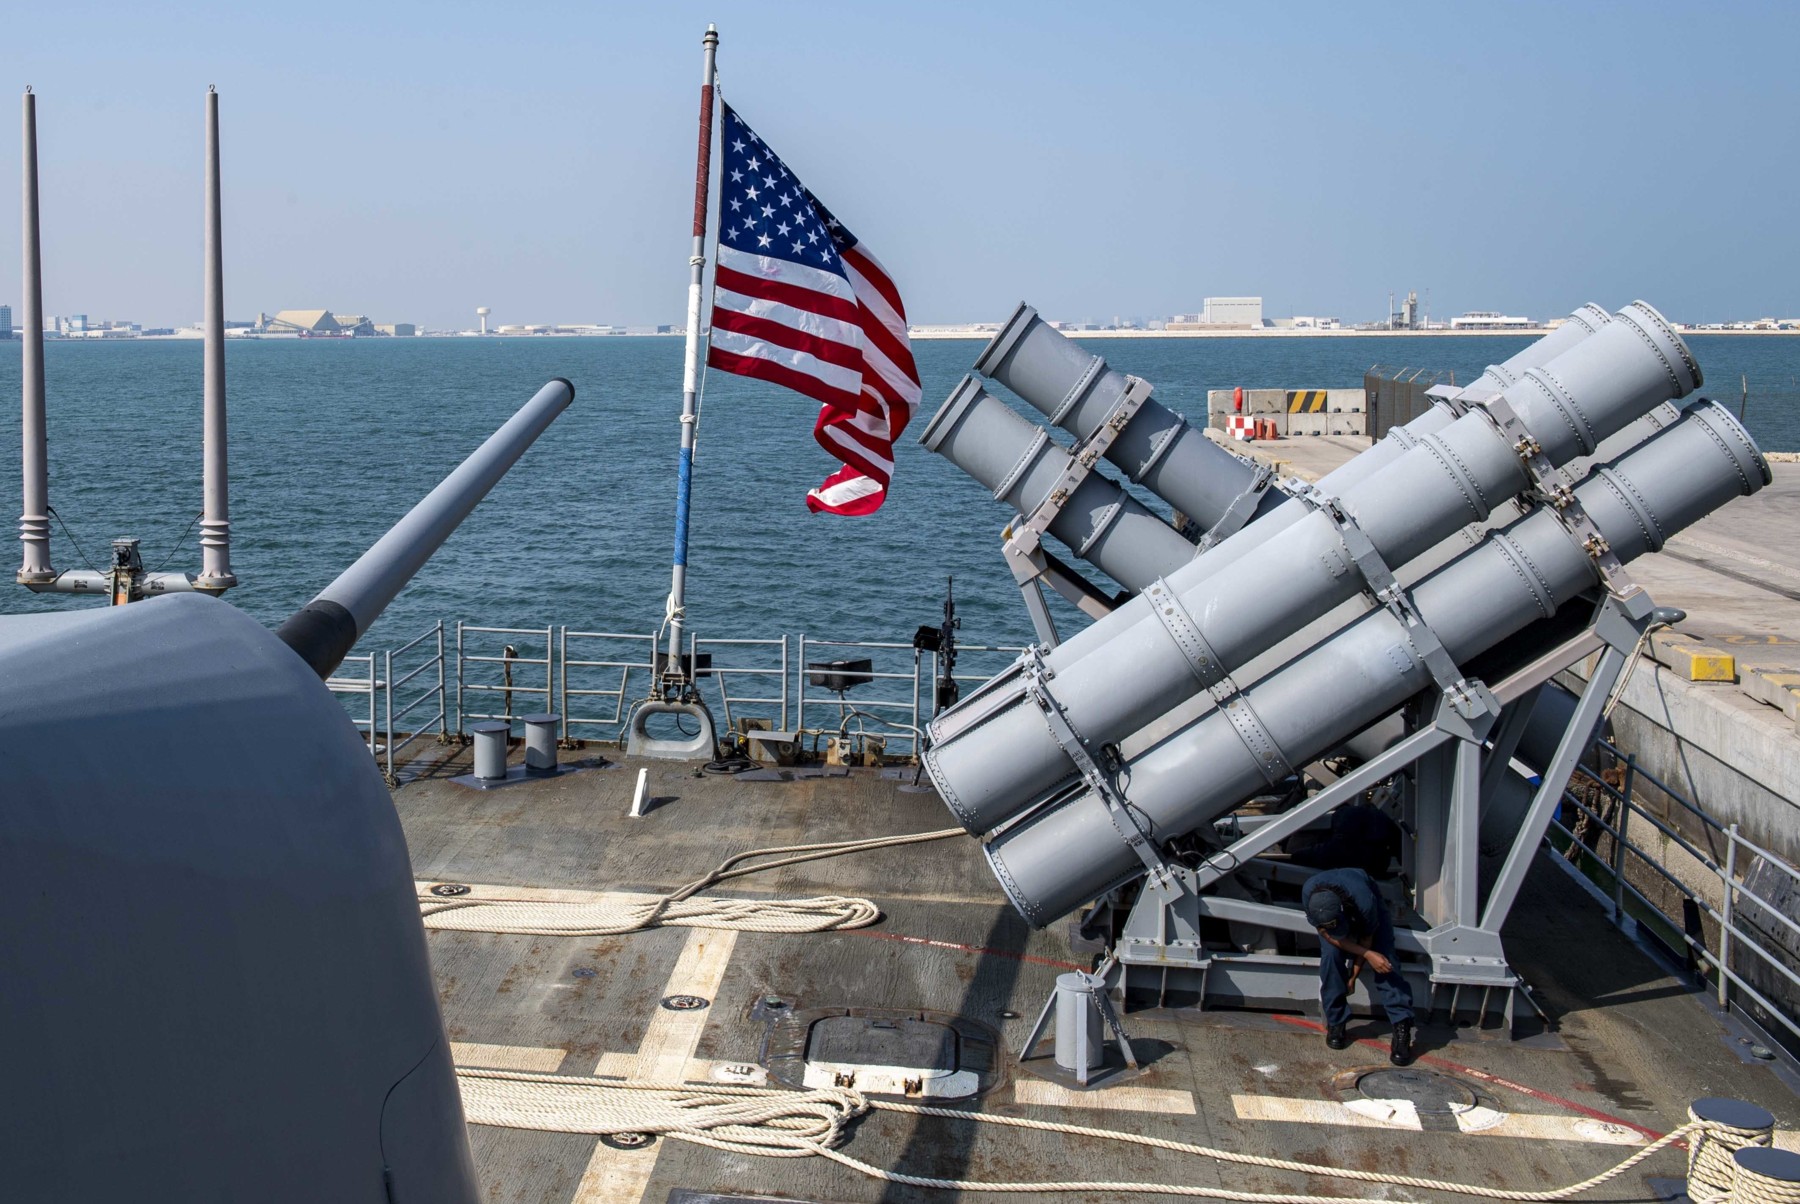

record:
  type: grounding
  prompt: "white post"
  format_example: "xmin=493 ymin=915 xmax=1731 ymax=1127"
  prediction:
xmin=665 ymin=24 xmax=719 ymax=681
xmin=197 ymin=86 xmax=236 ymax=593
xmin=18 ymin=88 xmax=53 ymax=585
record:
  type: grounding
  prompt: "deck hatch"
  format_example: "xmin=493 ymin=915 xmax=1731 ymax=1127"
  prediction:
xmin=763 ymin=1006 xmax=1001 ymax=1101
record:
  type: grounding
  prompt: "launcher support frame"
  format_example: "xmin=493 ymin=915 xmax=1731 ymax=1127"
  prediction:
xmin=1093 ymin=589 xmax=1654 ymax=1035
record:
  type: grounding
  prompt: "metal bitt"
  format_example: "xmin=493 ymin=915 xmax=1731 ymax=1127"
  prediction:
xmin=471 ymin=721 xmax=510 ymax=783
xmin=277 ymin=378 xmax=575 ymax=680
xmin=17 ymin=88 xmax=52 ymax=586
xmin=984 ymin=402 xmax=1768 ymax=928
xmin=196 ymin=86 xmax=235 ymax=594
xmin=664 ymin=23 xmax=720 ymax=680
xmin=522 ymin=712 xmax=560 ymax=777
xmin=923 ymin=302 xmax=1700 ymax=838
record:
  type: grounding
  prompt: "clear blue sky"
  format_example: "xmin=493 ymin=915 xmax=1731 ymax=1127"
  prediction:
xmin=3 ymin=1 xmax=1795 ymax=330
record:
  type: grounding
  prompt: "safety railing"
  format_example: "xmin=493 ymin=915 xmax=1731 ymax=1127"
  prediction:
xmin=797 ymin=636 xmax=927 ymax=756
xmin=435 ymin=618 xmax=1018 ymax=760
xmin=559 ymin=628 xmax=659 ymax=742
xmin=1552 ymin=738 xmax=1800 ymax=1049
xmin=382 ymin=621 xmax=446 ymax=781
xmin=697 ymin=636 xmax=789 ymax=735
xmin=456 ymin=623 xmax=553 ymax=733
xmin=325 ymin=652 xmax=381 ymax=754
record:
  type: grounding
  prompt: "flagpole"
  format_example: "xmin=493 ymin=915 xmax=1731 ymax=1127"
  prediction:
xmin=664 ymin=22 xmax=719 ymax=691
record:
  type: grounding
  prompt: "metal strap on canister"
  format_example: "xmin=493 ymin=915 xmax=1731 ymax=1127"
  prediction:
xmin=1194 ymin=461 xmax=1276 ymax=554
xmin=1010 ymin=376 xmax=1157 ymax=544
xmin=1020 ymin=652 xmax=1170 ymax=877
xmin=1143 ymin=578 xmax=1296 ymax=786
xmin=1480 ymin=393 xmax=1640 ymax=599
xmin=1287 ymin=479 xmax=1497 ymax=723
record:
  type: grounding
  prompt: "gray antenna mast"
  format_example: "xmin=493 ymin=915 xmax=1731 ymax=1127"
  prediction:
xmin=17 ymin=88 xmax=240 ymax=601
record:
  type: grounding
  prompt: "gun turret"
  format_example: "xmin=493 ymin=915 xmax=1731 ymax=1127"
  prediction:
xmin=0 ymin=374 xmax=575 ymax=1204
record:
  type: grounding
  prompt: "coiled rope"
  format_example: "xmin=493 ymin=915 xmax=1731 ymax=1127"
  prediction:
xmin=456 ymin=1068 xmax=1746 ymax=1200
xmin=1689 ymin=1103 xmax=1776 ymax=1202
xmin=1730 ymin=1149 xmax=1800 ymax=1204
xmin=419 ymin=827 xmax=960 ymax=936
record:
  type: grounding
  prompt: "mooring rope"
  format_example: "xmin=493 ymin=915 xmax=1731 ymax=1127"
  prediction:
xmin=1688 ymin=1102 xmax=1777 ymax=1203
xmin=419 ymin=827 xmax=961 ymax=936
xmin=455 ymin=1067 xmax=1750 ymax=1200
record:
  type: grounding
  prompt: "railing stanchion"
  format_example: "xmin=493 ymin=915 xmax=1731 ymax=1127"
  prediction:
xmin=544 ymin=624 xmax=555 ymax=727
xmin=1719 ymin=822 xmax=1738 ymax=1009
xmin=911 ymin=646 xmax=922 ymax=745
xmin=367 ymin=654 xmax=377 ymax=756
xmin=1613 ymin=754 xmax=1635 ymax=916
xmin=455 ymin=621 xmax=466 ymax=736
xmin=383 ymin=648 xmax=394 ymax=781
xmin=435 ymin=621 xmax=446 ymax=739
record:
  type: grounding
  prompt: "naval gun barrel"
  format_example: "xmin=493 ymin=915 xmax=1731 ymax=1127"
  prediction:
xmin=278 ymin=378 xmax=574 ymax=679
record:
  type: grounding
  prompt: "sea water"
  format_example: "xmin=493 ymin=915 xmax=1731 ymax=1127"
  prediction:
xmin=1 ymin=334 xmax=1794 ymax=657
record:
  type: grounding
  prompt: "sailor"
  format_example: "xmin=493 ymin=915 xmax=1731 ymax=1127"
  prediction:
xmin=1303 ymin=866 xmax=1416 ymax=1065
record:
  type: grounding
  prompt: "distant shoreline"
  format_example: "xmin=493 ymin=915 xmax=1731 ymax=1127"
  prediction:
xmin=5 ymin=328 xmax=1791 ymax=345
xmin=906 ymin=327 xmax=1800 ymax=340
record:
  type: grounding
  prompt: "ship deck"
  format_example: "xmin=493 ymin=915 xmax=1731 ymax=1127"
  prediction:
xmin=395 ymin=749 xmax=1798 ymax=1204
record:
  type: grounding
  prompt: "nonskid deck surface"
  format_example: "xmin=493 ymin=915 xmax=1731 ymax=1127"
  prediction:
xmin=395 ymin=748 xmax=1799 ymax=1204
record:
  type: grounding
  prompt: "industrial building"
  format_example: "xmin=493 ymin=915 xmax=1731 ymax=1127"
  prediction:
xmin=1167 ymin=296 xmax=1264 ymax=330
xmin=264 ymin=309 xmax=342 ymax=336
xmin=1450 ymin=310 xmax=1535 ymax=330
xmin=260 ymin=309 xmax=384 ymax=336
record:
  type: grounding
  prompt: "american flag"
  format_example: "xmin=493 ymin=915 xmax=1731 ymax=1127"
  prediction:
xmin=705 ymin=103 xmax=921 ymax=516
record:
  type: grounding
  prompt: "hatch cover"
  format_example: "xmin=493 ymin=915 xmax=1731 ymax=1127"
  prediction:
xmin=1331 ymin=1066 xmax=1505 ymax=1131
xmin=1355 ymin=1068 xmax=1478 ymax=1113
xmin=763 ymin=1006 xmax=1001 ymax=1101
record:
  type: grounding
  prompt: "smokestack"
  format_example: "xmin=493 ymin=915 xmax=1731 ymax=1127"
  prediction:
xmin=18 ymin=88 xmax=52 ymax=586
xmin=196 ymin=86 xmax=235 ymax=593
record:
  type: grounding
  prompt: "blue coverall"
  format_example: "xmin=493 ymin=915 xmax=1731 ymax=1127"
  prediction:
xmin=1305 ymin=866 xmax=1415 ymax=1029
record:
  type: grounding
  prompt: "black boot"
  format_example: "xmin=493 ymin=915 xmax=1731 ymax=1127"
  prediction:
xmin=1390 ymin=1019 xmax=1416 ymax=1066
xmin=1326 ymin=1023 xmax=1349 ymax=1050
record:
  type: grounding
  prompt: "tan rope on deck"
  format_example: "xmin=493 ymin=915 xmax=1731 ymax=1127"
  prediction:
xmin=456 ymin=1067 xmax=1729 ymax=1200
xmin=1730 ymin=1150 xmax=1800 ymax=1204
xmin=1688 ymin=1104 xmax=1775 ymax=1202
xmin=419 ymin=827 xmax=961 ymax=936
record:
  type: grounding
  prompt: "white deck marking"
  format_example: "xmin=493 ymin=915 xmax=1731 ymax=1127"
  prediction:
xmin=571 ymin=928 xmax=739 ymax=1204
xmin=1232 ymin=1095 xmax=1648 ymax=1145
xmin=589 ymin=1053 xmax=767 ymax=1085
xmin=449 ymin=1041 xmax=566 ymax=1073
xmin=1234 ymin=1095 xmax=1409 ymax=1130
xmin=1014 ymin=1080 xmax=1197 ymax=1114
